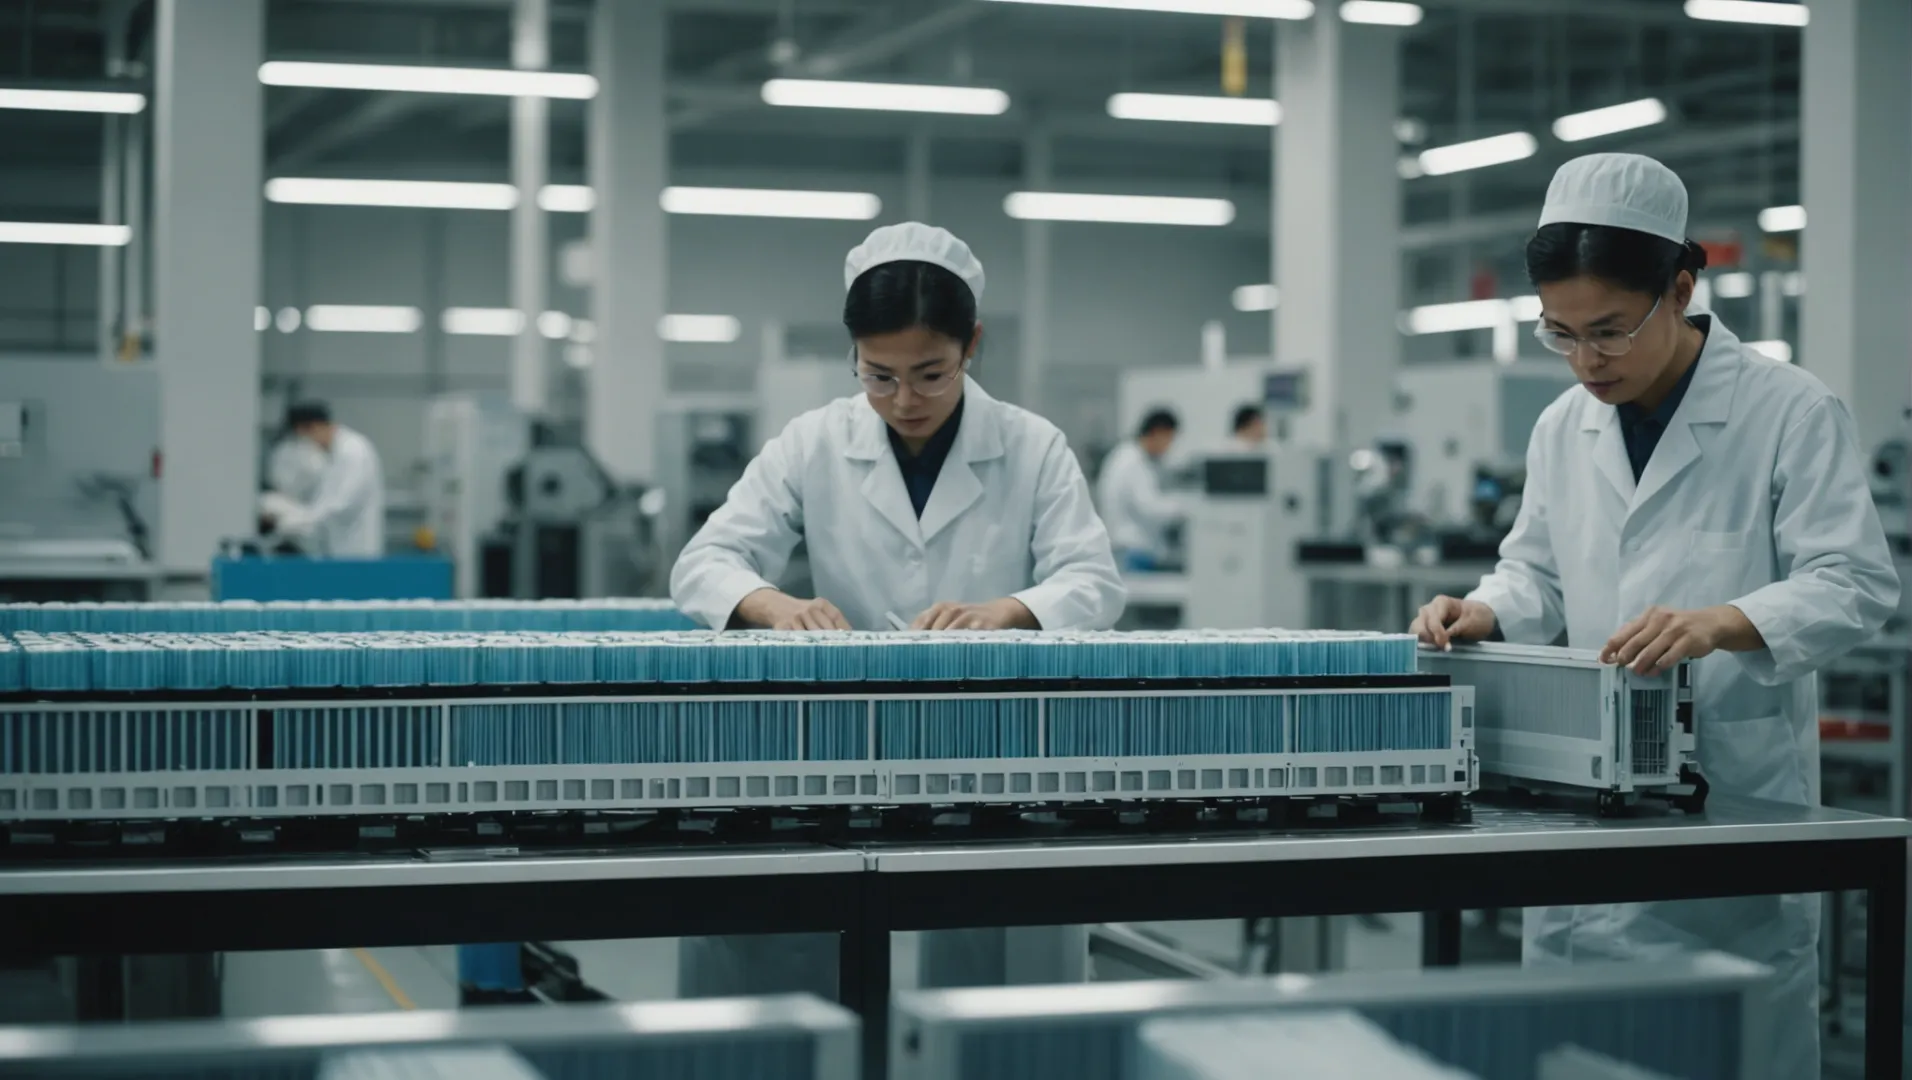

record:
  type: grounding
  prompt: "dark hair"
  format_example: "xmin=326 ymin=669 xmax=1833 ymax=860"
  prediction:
xmin=1525 ymin=223 xmax=1708 ymax=296
xmin=1139 ymin=409 xmax=1180 ymax=437
xmin=1232 ymin=404 xmax=1263 ymax=433
xmin=843 ymin=260 xmax=978 ymax=349
xmin=286 ymin=401 xmax=332 ymax=428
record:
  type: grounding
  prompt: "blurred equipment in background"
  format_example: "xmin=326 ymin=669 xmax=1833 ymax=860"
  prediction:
xmin=488 ymin=422 xmax=663 ymax=600
xmin=424 ymin=393 xmax=531 ymax=598
xmin=1186 ymin=449 xmax=1313 ymax=632
xmin=0 ymin=363 xmax=160 ymax=601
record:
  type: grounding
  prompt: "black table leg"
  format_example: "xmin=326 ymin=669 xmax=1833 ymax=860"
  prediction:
xmin=73 ymin=956 xmax=125 ymax=1021
xmin=837 ymin=880 xmax=890 ymax=1080
xmin=1421 ymin=911 xmax=1462 ymax=967
xmin=1864 ymin=841 xmax=1907 ymax=1080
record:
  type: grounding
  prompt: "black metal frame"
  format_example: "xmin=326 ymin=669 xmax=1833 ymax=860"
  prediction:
xmin=2 ymin=833 xmax=1904 ymax=1080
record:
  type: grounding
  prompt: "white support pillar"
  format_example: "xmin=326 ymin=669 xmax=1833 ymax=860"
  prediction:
xmin=905 ymin=128 xmax=933 ymax=223
xmin=587 ymin=0 xmax=667 ymax=482
xmin=1274 ymin=15 xmax=1403 ymax=530
xmin=510 ymin=0 xmax=551 ymax=416
xmin=1019 ymin=129 xmax=1053 ymax=414
xmin=153 ymin=0 xmax=263 ymax=573
xmin=1802 ymin=0 xmax=1912 ymax=456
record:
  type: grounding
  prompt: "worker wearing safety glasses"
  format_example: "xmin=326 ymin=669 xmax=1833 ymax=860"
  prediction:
xmin=1414 ymin=153 xmax=1900 ymax=1080
xmin=671 ymin=221 xmax=1125 ymax=999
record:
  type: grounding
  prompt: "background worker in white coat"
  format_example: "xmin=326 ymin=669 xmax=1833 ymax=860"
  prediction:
xmin=672 ymin=221 xmax=1125 ymax=996
xmin=1412 ymin=153 xmax=1900 ymax=1080
xmin=1097 ymin=409 xmax=1185 ymax=571
xmin=260 ymin=401 xmax=387 ymax=557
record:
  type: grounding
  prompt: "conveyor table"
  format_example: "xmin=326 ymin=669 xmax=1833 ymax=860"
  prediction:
xmin=0 ymin=798 xmax=1903 ymax=1079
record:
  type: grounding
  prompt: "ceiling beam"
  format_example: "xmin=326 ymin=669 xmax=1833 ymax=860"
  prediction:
xmin=271 ymin=94 xmax=451 ymax=171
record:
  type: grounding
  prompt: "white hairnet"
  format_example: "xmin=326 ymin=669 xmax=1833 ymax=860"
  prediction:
xmin=843 ymin=222 xmax=986 ymax=304
xmin=1537 ymin=153 xmax=1689 ymax=244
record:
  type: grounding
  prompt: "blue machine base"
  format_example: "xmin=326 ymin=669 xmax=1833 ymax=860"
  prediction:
xmin=211 ymin=557 xmax=454 ymax=603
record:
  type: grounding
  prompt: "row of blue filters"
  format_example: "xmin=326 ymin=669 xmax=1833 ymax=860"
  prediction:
xmin=0 ymin=691 xmax=1453 ymax=774
xmin=0 ymin=599 xmax=696 ymax=635
xmin=0 ymin=629 xmax=1421 ymax=694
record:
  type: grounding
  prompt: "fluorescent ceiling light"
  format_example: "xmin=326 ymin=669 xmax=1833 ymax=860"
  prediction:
xmin=659 ymin=314 xmax=743 ymax=343
xmin=762 ymin=78 xmax=1009 ymax=116
xmin=660 ymin=186 xmax=881 ymax=220
xmin=0 ymin=221 xmax=131 ymax=246
xmin=1712 ymin=271 xmax=1755 ymax=299
xmin=266 ymin=177 xmax=517 ymax=210
xmin=1683 ymin=0 xmax=1808 ymax=27
xmin=258 ymin=61 xmax=596 ymax=99
xmin=1746 ymin=339 xmax=1793 ymax=363
xmin=538 ymin=185 xmax=594 ymax=213
xmin=442 ymin=308 xmax=524 ymax=336
xmin=563 ymin=344 xmax=592 ymax=369
xmin=1780 ymin=271 xmax=1804 ymax=297
xmin=1552 ymin=97 xmax=1668 ymax=142
xmin=1508 ymin=295 xmax=1543 ymax=322
xmin=0 ymin=88 xmax=145 ymax=114
xmin=1396 ymin=156 xmax=1425 ymax=180
xmin=537 ymin=311 xmax=573 ymax=340
xmin=1403 ymin=298 xmax=1516 ymax=334
xmin=1417 ymin=132 xmax=1537 ymax=176
xmin=1759 ymin=204 xmax=1805 ymax=232
xmin=255 ymin=306 xmax=271 ymax=332
xmin=1004 ymin=191 xmax=1235 ymax=226
xmin=1232 ymin=284 xmax=1279 ymax=312
xmin=981 ymin=0 xmax=1314 ymax=17
xmin=1107 ymin=93 xmax=1280 ymax=126
xmin=304 ymin=305 xmax=422 ymax=333
xmin=1340 ymin=1 xmax=1422 ymax=26
xmin=275 ymin=307 xmax=302 ymax=333
xmin=1393 ymin=117 xmax=1427 ymax=144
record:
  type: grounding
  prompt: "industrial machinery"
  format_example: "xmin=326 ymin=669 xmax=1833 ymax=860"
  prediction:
xmin=1185 ymin=452 xmax=1313 ymax=632
xmin=0 ymin=995 xmax=857 ymax=1079
xmin=1392 ymin=361 xmax=1576 ymax=530
xmin=889 ymin=952 xmax=1772 ymax=1080
xmin=0 ymin=601 xmax=1475 ymax=839
xmin=1418 ymin=642 xmax=1704 ymax=815
xmin=1136 ymin=1011 xmax=1481 ymax=1080
xmin=423 ymin=393 xmax=530 ymax=599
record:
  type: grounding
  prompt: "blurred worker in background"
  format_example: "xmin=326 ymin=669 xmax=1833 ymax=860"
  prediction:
xmin=1097 ymin=409 xmax=1185 ymax=570
xmin=1231 ymin=404 xmax=1267 ymax=450
xmin=1412 ymin=153 xmax=1900 ymax=1080
xmin=259 ymin=401 xmax=386 ymax=557
xmin=672 ymin=222 xmax=1124 ymax=998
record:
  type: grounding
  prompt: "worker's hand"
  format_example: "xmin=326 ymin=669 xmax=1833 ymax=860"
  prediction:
xmin=1602 ymin=604 xmax=1759 ymax=676
xmin=736 ymin=589 xmax=852 ymax=631
xmin=911 ymin=598 xmax=1037 ymax=632
xmin=1410 ymin=595 xmax=1497 ymax=651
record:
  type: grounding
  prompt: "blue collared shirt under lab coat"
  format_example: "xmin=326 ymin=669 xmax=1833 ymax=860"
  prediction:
xmin=1615 ymin=317 xmax=1706 ymax=482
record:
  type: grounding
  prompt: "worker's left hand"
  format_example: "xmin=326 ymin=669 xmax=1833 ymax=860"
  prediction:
xmin=911 ymin=598 xmax=1037 ymax=631
xmin=1601 ymin=605 xmax=1741 ymax=676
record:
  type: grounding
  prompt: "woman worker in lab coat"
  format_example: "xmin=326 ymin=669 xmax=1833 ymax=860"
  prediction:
xmin=1412 ymin=153 xmax=1900 ymax=1079
xmin=671 ymin=221 xmax=1126 ymax=996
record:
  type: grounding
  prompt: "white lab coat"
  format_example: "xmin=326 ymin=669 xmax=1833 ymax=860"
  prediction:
xmin=1467 ymin=313 xmax=1901 ymax=1080
xmin=670 ymin=379 xmax=1119 ymax=999
xmin=1096 ymin=440 xmax=1184 ymax=562
xmin=302 ymin=426 xmax=386 ymax=558
xmin=673 ymin=379 xmax=1125 ymax=632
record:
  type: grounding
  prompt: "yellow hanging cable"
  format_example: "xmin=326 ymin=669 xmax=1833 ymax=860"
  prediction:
xmin=1222 ymin=17 xmax=1248 ymax=97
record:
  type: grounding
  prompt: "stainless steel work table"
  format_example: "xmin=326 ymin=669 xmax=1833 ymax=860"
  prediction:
xmin=839 ymin=795 xmax=1910 ymax=1080
xmin=0 ymin=844 xmax=865 ymax=958
xmin=0 ymin=798 xmax=1904 ymax=1079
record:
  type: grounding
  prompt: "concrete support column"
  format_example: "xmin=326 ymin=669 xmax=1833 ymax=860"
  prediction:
xmin=510 ymin=0 xmax=551 ymax=416
xmin=1802 ymin=0 xmax=1912 ymax=455
xmin=153 ymin=0 xmax=263 ymax=573
xmin=1018 ymin=129 xmax=1053 ymax=414
xmin=587 ymin=0 xmax=667 ymax=481
xmin=1274 ymin=15 xmax=1403 ymax=529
